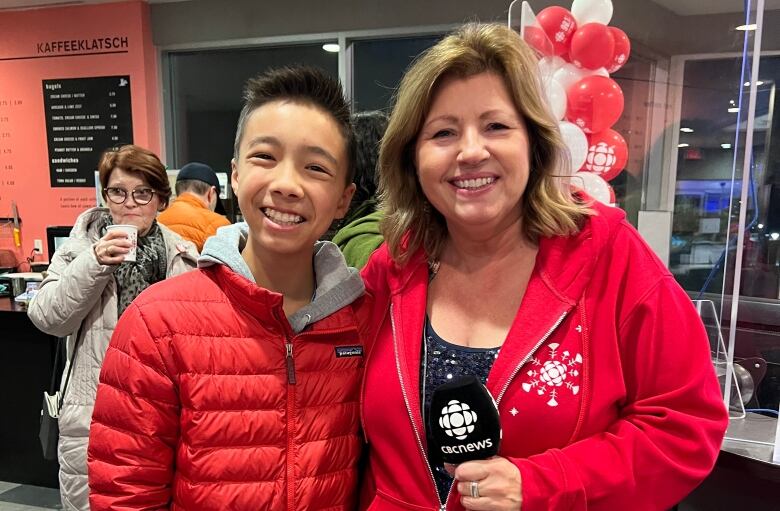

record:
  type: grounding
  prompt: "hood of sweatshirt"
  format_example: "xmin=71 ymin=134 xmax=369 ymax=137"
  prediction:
xmin=198 ymin=222 xmax=364 ymax=333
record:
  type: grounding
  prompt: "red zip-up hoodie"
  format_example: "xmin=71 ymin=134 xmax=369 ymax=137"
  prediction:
xmin=360 ymin=202 xmax=728 ymax=511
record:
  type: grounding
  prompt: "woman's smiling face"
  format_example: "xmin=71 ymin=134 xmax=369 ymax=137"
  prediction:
xmin=415 ymin=72 xmax=531 ymax=236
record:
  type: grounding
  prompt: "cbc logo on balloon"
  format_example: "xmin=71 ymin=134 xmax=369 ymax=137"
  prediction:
xmin=582 ymin=129 xmax=628 ymax=181
xmin=439 ymin=399 xmax=478 ymax=440
xmin=585 ymin=142 xmax=617 ymax=174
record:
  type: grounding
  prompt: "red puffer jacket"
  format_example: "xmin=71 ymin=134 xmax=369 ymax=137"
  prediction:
xmin=88 ymin=263 xmax=371 ymax=510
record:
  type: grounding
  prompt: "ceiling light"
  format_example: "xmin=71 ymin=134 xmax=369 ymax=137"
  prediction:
xmin=771 ymin=232 xmax=780 ymax=241
xmin=721 ymin=143 xmax=732 ymax=149
xmin=322 ymin=43 xmax=340 ymax=53
xmin=744 ymin=81 xmax=765 ymax=87
xmin=757 ymin=223 xmax=764 ymax=229
xmin=678 ymin=143 xmax=690 ymax=148
xmin=680 ymin=127 xmax=694 ymax=133
xmin=736 ymin=24 xmax=757 ymax=31
xmin=728 ymin=107 xmax=740 ymax=113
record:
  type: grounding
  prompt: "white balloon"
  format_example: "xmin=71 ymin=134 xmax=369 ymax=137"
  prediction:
xmin=571 ymin=0 xmax=614 ymax=25
xmin=558 ymin=121 xmax=589 ymax=171
xmin=572 ymin=171 xmax=613 ymax=205
xmin=544 ymin=79 xmax=567 ymax=120
xmin=538 ymin=56 xmax=566 ymax=81
xmin=553 ymin=63 xmax=609 ymax=93
xmin=553 ymin=64 xmax=587 ymax=93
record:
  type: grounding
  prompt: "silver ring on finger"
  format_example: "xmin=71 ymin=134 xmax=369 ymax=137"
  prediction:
xmin=470 ymin=480 xmax=480 ymax=499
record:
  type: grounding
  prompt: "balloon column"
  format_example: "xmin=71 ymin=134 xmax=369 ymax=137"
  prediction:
xmin=519 ymin=0 xmax=630 ymax=206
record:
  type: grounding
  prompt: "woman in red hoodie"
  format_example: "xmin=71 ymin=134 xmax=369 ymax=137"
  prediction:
xmin=360 ymin=23 xmax=728 ymax=511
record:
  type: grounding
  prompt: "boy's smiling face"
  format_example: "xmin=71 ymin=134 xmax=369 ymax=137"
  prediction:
xmin=231 ymin=100 xmax=355 ymax=258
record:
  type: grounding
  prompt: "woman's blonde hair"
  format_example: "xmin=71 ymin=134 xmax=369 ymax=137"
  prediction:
xmin=379 ymin=23 xmax=591 ymax=264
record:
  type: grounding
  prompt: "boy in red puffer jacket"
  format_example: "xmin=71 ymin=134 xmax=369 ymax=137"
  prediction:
xmin=88 ymin=66 xmax=374 ymax=510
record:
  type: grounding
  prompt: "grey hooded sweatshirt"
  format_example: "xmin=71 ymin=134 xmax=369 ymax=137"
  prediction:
xmin=199 ymin=222 xmax=365 ymax=332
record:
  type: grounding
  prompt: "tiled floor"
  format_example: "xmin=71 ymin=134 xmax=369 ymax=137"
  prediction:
xmin=0 ymin=483 xmax=60 ymax=510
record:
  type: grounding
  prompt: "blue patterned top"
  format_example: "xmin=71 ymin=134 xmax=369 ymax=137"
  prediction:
xmin=421 ymin=316 xmax=501 ymax=503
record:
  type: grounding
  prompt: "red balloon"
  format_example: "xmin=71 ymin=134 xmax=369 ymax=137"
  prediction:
xmin=607 ymin=27 xmax=631 ymax=73
xmin=523 ymin=25 xmax=554 ymax=57
xmin=566 ymin=75 xmax=624 ymax=133
xmin=569 ymin=23 xmax=614 ymax=70
xmin=583 ymin=129 xmax=628 ymax=181
xmin=537 ymin=6 xmax=578 ymax=56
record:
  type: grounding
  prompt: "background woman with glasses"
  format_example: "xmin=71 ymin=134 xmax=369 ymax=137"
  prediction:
xmin=28 ymin=144 xmax=198 ymax=511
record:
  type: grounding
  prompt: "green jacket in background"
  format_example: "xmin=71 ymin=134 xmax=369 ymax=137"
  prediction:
xmin=332 ymin=209 xmax=384 ymax=269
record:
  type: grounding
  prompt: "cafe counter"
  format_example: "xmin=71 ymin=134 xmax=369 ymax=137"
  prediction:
xmin=0 ymin=297 xmax=59 ymax=488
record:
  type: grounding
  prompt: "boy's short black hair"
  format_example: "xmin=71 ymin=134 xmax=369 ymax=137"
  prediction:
xmin=233 ymin=66 xmax=356 ymax=184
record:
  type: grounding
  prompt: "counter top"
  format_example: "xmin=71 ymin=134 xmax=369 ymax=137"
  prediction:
xmin=721 ymin=412 xmax=779 ymax=481
xmin=0 ymin=297 xmax=28 ymax=313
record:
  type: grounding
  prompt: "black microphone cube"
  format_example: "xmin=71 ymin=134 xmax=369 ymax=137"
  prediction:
xmin=428 ymin=375 xmax=502 ymax=464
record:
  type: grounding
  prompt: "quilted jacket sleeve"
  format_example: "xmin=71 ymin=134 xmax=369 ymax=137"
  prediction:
xmin=510 ymin=276 xmax=729 ymax=511
xmin=88 ymin=301 xmax=179 ymax=511
xmin=27 ymin=238 xmax=116 ymax=337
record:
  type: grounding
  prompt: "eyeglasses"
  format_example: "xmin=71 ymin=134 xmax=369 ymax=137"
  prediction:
xmin=104 ymin=187 xmax=156 ymax=205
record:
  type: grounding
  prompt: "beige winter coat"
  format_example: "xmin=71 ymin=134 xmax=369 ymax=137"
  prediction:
xmin=27 ymin=207 xmax=198 ymax=511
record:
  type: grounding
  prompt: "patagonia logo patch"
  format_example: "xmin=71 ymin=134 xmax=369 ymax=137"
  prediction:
xmin=335 ymin=345 xmax=363 ymax=358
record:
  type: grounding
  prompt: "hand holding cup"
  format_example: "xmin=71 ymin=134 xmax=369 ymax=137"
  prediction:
xmin=94 ymin=225 xmax=137 ymax=265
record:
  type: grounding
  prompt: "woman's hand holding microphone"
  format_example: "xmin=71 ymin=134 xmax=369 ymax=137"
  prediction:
xmin=454 ymin=457 xmax=522 ymax=511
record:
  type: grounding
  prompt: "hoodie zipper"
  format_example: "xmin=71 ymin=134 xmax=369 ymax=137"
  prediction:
xmin=390 ymin=304 xmax=445 ymax=511
xmin=393 ymin=306 xmax=570 ymax=511
xmin=495 ymin=311 xmax=569 ymax=405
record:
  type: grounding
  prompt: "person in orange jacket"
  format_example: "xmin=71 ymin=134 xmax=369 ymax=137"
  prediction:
xmin=158 ymin=161 xmax=230 ymax=251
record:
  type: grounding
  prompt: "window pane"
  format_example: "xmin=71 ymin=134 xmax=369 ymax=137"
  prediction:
xmin=168 ymin=44 xmax=338 ymax=171
xmin=352 ymin=35 xmax=442 ymax=113
xmin=671 ymin=56 xmax=780 ymax=302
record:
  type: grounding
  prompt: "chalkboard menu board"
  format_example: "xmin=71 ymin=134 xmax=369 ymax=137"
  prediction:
xmin=42 ymin=75 xmax=133 ymax=188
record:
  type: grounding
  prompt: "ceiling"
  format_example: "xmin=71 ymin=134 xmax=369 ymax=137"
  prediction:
xmin=1 ymin=0 xmax=779 ymax=16
xmin=0 ymin=0 xmax=188 ymax=10
xmin=651 ymin=0 xmax=780 ymax=16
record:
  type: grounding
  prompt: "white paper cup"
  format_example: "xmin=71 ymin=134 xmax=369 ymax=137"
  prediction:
xmin=107 ymin=224 xmax=138 ymax=262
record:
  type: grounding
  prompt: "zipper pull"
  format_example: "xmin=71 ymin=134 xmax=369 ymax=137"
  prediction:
xmin=286 ymin=342 xmax=296 ymax=384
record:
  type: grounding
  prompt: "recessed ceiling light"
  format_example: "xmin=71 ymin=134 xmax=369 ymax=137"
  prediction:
xmin=736 ymin=24 xmax=757 ymax=31
xmin=728 ymin=107 xmax=740 ymax=113
xmin=721 ymin=143 xmax=732 ymax=149
xmin=678 ymin=143 xmax=690 ymax=148
xmin=322 ymin=43 xmax=340 ymax=53
xmin=680 ymin=127 xmax=694 ymax=133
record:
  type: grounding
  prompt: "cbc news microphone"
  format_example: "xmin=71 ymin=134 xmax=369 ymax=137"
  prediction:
xmin=429 ymin=375 xmax=502 ymax=464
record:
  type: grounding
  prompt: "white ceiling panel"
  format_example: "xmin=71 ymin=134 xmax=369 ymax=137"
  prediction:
xmin=652 ymin=0 xmax=780 ymax=16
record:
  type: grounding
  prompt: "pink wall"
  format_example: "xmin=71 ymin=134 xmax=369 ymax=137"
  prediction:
xmin=0 ymin=0 xmax=160 ymax=263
